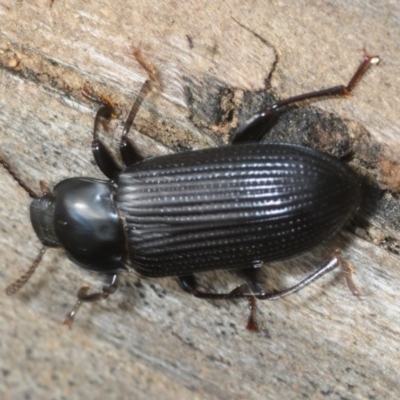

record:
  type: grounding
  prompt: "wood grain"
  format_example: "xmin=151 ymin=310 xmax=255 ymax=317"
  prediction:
xmin=0 ymin=1 xmax=399 ymax=399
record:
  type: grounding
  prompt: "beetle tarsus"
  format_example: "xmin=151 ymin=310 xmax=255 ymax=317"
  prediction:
xmin=63 ymin=298 xmax=83 ymax=328
xmin=246 ymin=296 xmax=259 ymax=332
xmin=334 ymin=249 xmax=362 ymax=299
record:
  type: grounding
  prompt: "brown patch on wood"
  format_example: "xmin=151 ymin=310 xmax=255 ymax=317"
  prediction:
xmin=379 ymin=158 xmax=400 ymax=193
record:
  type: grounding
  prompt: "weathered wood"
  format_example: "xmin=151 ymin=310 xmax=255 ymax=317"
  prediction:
xmin=0 ymin=1 xmax=399 ymax=399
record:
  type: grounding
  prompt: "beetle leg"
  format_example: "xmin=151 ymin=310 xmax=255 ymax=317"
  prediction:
xmin=120 ymin=47 xmax=160 ymax=166
xmin=63 ymin=274 xmax=120 ymax=328
xmin=82 ymin=88 xmax=122 ymax=181
xmin=177 ymin=251 xmax=359 ymax=331
xmin=91 ymin=122 xmax=122 ymax=181
xmin=177 ymin=274 xmax=259 ymax=331
xmin=119 ymin=80 xmax=152 ymax=166
xmin=241 ymin=250 xmax=360 ymax=300
xmin=232 ymin=54 xmax=380 ymax=144
xmin=177 ymin=274 xmax=249 ymax=299
xmin=83 ymin=79 xmax=152 ymax=175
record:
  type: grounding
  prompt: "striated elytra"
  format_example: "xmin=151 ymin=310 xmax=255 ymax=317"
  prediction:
xmin=1 ymin=53 xmax=379 ymax=331
xmin=118 ymin=144 xmax=360 ymax=277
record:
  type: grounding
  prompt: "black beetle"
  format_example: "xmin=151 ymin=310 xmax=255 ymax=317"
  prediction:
xmin=1 ymin=53 xmax=379 ymax=330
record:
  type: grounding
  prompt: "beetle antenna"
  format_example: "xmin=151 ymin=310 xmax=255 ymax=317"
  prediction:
xmin=0 ymin=157 xmax=39 ymax=199
xmin=5 ymin=247 xmax=47 ymax=295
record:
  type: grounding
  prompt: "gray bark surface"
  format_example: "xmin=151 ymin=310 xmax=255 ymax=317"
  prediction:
xmin=0 ymin=1 xmax=399 ymax=399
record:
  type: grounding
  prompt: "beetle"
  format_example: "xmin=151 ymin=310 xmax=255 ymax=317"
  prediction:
xmin=1 ymin=53 xmax=379 ymax=330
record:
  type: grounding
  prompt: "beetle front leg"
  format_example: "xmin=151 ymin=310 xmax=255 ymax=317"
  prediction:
xmin=81 ymin=88 xmax=122 ymax=180
xmin=82 ymin=80 xmax=151 ymax=176
xmin=63 ymin=274 xmax=120 ymax=328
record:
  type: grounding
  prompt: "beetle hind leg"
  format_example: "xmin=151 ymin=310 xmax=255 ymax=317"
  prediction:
xmin=243 ymin=251 xmax=360 ymax=301
xmin=63 ymin=274 xmax=120 ymax=328
xmin=177 ymin=251 xmax=360 ymax=332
